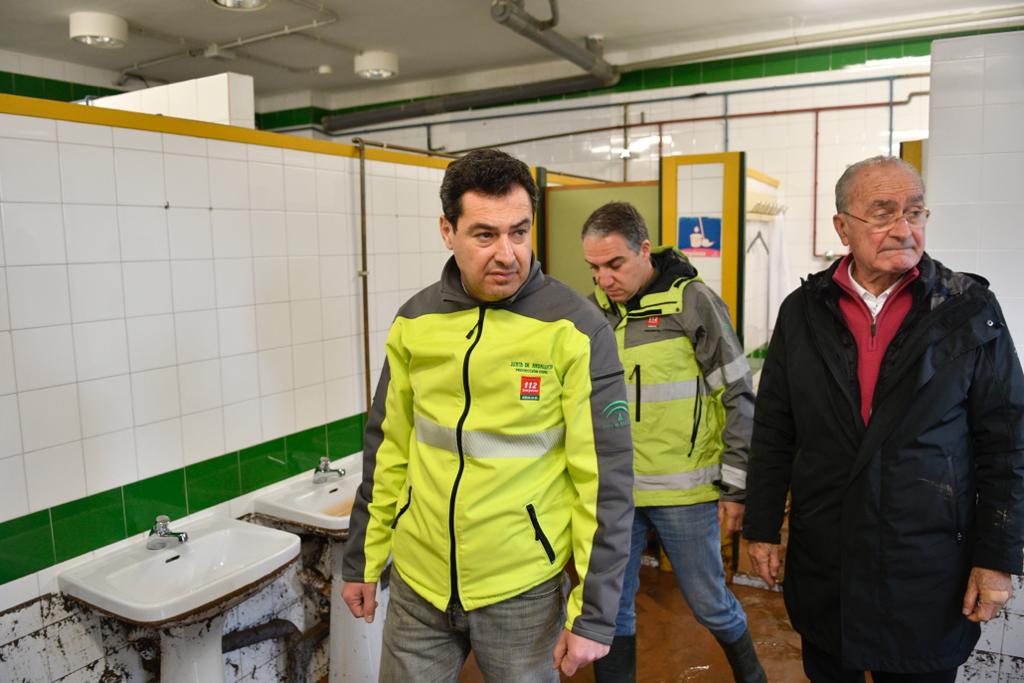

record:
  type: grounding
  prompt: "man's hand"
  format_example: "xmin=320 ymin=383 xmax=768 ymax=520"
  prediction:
xmin=747 ymin=541 xmax=781 ymax=589
xmin=342 ymin=581 xmax=379 ymax=623
xmin=962 ymin=567 xmax=1013 ymax=623
xmin=551 ymin=629 xmax=610 ymax=677
xmin=718 ymin=501 xmax=745 ymax=535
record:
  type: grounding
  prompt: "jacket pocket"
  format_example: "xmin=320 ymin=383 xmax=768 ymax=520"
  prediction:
xmin=946 ymin=460 xmax=963 ymax=545
xmin=629 ymin=364 xmax=641 ymax=422
xmin=526 ymin=504 xmax=556 ymax=563
xmin=687 ymin=376 xmax=704 ymax=456
xmin=391 ymin=487 xmax=412 ymax=529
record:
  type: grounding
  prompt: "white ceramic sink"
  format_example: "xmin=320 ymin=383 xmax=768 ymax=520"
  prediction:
xmin=254 ymin=470 xmax=362 ymax=533
xmin=58 ymin=517 xmax=299 ymax=626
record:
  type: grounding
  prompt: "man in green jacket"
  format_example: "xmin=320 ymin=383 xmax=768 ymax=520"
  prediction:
xmin=341 ymin=150 xmax=634 ymax=682
xmin=582 ymin=202 xmax=766 ymax=682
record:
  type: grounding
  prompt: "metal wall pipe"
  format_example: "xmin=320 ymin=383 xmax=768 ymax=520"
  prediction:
xmin=443 ymin=89 xmax=928 ymax=155
xmin=338 ymin=72 xmax=924 ymax=139
xmin=322 ymin=73 xmax=613 ymax=131
xmin=354 ymin=140 xmax=373 ymax=414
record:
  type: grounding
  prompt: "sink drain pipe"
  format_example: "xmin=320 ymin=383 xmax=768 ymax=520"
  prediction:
xmin=222 ymin=617 xmax=329 ymax=683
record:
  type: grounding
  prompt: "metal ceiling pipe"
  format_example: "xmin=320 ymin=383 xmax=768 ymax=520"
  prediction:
xmin=117 ymin=0 xmax=339 ymax=80
xmin=490 ymin=0 xmax=617 ymax=84
xmin=625 ymin=6 xmax=1024 ymax=71
xmin=322 ymin=72 xmax=611 ymax=131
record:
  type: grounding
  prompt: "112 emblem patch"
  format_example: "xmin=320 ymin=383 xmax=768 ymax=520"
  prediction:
xmin=520 ymin=376 xmax=541 ymax=401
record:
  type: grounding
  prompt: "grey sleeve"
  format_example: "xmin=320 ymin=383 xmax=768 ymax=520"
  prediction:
xmin=571 ymin=320 xmax=635 ymax=645
xmin=681 ymin=282 xmax=755 ymax=501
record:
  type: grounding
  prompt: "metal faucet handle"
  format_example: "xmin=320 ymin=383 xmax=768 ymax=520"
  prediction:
xmin=312 ymin=457 xmax=345 ymax=483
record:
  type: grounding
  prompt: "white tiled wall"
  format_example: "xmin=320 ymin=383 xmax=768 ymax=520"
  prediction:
xmin=341 ymin=62 xmax=936 ymax=295
xmin=95 ymin=73 xmax=256 ymax=129
xmin=0 ymin=48 xmax=121 ymax=92
xmin=0 ymin=103 xmax=448 ymax=680
xmin=923 ymin=33 xmax=1024 ymax=683
xmin=0 ymin=115 xmax=452 ymax=531
xmin=926 ymin=32 xmax=1024 ymax=364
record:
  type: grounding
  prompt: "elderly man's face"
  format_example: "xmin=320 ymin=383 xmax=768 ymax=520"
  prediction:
xmin=833 ymin=164 xmax=925 ymax=288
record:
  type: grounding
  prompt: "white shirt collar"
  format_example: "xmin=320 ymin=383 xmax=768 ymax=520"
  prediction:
xmin=847 ymin=261 xmax=903 ymax=321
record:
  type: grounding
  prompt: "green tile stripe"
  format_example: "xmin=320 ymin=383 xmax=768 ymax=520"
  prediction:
xmin=0 ymin=70 xmax=121 ymax=101
xmin=253 ymin=26 xmax=1023 ymax=131
xmin=0 ymin=413 xmax=365 ymax=585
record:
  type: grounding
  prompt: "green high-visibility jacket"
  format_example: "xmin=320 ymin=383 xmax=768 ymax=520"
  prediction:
xmin=343 ymin=257 xmax=634 ymax=645
xmin=591 ymin=246 xmax=754 ymax=507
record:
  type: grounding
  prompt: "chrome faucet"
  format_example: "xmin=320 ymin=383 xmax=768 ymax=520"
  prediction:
xmin=313 ymin=456 xmax=346 ymax=484
xmin=146 ymin=515 xmax=189 ymax=550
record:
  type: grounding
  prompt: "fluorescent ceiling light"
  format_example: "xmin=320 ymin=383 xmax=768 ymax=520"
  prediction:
xmin=69 ymin=12 xmax=128 ymax=49
xmin=355 ymin=51 xmax=399 ymax=80
xmin=210 ymin=0 xmax=270 ymax=9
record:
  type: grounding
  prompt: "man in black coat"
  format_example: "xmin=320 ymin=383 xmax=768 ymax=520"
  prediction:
xmin=744 ymin=155 xmax=1024 ymax=682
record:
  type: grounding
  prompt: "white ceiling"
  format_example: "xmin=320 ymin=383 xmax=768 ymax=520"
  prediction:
xmin=0 ymin=0 xmax=1020 ymax=101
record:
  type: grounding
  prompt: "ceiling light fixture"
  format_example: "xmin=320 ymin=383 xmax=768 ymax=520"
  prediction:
xmin=210 ymin=0 xmax=270 ymax=10
xmin=69 ymin=12 xmax=128 ymax=49
xmin=354 ymin=51 xmax=399 ymax=80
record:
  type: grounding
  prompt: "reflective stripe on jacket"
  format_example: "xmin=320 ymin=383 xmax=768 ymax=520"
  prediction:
xmin=343 ymin=257 xmax=634 ymax=645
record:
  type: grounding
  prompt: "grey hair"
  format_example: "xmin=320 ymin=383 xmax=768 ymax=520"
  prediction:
xmin=581 ymin=201 xmax=649 ymax=253
xmin=835 ymin=156 xmax=924 ymax=213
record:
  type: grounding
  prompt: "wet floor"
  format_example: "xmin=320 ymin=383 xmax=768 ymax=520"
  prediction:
xmin=460 ymin=564 xmax=806 ymax=682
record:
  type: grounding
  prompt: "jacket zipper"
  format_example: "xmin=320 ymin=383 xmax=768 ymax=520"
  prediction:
xmin=629 ymin=364 xmax=641 ymax=422
xmin=687 ymin=376 xmax=703 ymax=456
xmin=449 ymin=307 xmax=486 ymax=606
xmin=391 ymin=487 xmax=412 ymax=529
xmin=526 ymin=504 xmax=556 ymax=563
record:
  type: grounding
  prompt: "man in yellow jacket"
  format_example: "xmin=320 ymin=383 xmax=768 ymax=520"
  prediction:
xmin=582 ymin=202 xmax=765 ymax=682
xmin=341 ymin=149 xmax=634 ymax=682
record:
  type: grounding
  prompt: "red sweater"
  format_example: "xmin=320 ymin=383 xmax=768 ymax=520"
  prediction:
xmin=832 ymin=256 xmax=919 ymax=424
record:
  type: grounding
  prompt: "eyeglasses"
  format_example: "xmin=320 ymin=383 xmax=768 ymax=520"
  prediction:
xmin=841 ymin=208 xmax=930 ymax=230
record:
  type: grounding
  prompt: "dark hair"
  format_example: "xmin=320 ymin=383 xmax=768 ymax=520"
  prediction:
xmin=439 ymin=149 xmax=538 ymax=229
xmin=835 ymin=156 xmax=924 ymax=213
xmin=581 ymin=201 xmax=649 ymax=253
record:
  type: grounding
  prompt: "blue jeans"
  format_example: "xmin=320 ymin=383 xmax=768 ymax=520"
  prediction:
xmin=379 ymin=568 xmax=565 ymax=683
xmin=615 ymin=501 xmax=748 ymax=644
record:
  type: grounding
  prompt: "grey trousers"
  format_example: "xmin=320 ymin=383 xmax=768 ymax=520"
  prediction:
xmin=379 ymin=568 xmax=565 ymax=683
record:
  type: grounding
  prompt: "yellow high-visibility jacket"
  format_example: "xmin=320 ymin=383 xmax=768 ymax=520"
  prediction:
xmin=591 ymin=246 xmax=754 ymax=507
xmin=343 ymin=257 xmax=634 ymax=644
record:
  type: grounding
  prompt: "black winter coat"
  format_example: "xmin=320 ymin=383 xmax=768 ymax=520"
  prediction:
xmin=745 ymin=253 xmax=1024 ymax=672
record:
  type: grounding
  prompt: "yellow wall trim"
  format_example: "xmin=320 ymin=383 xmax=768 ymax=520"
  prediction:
xmin=0 ymin=93 xmax=450 ymax=171
xmin=746 ymin=167 xmax=780 ymax=188
xmin=900 ymin=140 xmax=924 ymax=174
xmin=545 ymin=173 xmax=606 ymax=186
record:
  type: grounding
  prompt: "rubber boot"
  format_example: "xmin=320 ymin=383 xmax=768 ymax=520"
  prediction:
xmin=592 ymin=634 xmax=636 ymax=683
xmin=717 ymin=628 xmax=768 ymax=683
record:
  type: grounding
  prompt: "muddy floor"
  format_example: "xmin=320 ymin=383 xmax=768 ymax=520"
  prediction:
xmin=460 ymin=564 xmax=805 ymax=683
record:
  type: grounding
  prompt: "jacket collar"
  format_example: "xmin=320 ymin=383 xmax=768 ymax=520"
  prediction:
xmin=804 ymin=252 xmax=962 ymax=310
xmin=438 ymin=255 xmax=545 ymax=307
